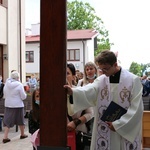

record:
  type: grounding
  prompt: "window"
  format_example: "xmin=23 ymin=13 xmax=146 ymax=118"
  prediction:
xmin=67 ymin=49 xmax=80 ymax=61
xmin=26 ymin=51 xmax=34 ymax=62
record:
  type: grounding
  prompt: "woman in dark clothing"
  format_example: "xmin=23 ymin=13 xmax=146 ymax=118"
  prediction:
xmin=28 ymin=88 xmax=40 ymax=150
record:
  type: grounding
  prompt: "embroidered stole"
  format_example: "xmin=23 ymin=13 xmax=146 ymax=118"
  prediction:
xmin=96 ymin=72 xmax=140 ymax=150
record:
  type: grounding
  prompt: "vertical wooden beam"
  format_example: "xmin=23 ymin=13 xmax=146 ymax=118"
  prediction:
xmin=39 ymin=0 xmax=68 ymax=149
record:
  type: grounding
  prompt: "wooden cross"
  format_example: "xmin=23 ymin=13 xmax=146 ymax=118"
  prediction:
xmin=38 ymin=0 xmax=69 ymax=149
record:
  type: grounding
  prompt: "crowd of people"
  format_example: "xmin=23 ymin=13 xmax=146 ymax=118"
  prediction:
xmin=0 ymin=50 xmax=145 ymax=150
xmin=140 ymin=75 xmax=150 ymax=97
xmin=67 ymin=63 xmax=95 ymax=150
xmin=64 ymin=50 xmax=143 ymax=150
xmin=0 ymin=72 xmax=39 ymax=144
xmin=26 ymin=74 xmax=40 ymax=94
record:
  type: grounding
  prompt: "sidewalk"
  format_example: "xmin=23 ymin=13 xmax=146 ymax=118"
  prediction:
xmin=1 ymin=118 xmax=149 ymax=150
xmin=0 ymin=118 xmax=32 ymax=150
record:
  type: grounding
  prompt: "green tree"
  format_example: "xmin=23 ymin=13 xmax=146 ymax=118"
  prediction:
xmin=129 ymin=62 xmax=142 ymax=76
xmin=129 ymin=62 xmax=150 ymax=77
xmin=67 ymin=0 xmax=113 ymax=55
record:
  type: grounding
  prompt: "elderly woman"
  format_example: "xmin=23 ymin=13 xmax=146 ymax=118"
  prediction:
xmin=2 ymin=71 xmax=28 ymax=143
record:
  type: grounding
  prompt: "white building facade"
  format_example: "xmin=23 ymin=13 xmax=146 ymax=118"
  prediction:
xmin=0 ymin=0 xmax=26 ymax=82
xmin=67 ymin=40 xmax=96 ymax=71
xmin=26 ymin=23 xmax=99 ymax=78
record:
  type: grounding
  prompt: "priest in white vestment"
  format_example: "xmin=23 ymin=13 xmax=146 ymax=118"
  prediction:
xmin=64 ymin=50 xmax=143 ymax=150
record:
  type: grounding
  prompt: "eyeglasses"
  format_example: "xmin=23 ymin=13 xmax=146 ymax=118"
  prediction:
xmin=97 ymin=65 xmax=112 ymax=72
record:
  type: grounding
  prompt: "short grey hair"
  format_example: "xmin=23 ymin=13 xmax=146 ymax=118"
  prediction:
xmin=11 ymin=71 xmax=20 ymax=80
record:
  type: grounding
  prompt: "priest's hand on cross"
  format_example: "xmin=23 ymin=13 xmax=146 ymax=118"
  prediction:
xmin=64 ymin=84 xmax=73 ymax=95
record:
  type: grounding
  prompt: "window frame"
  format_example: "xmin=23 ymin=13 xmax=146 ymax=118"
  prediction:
xmin=67 ymin=49 xmax=80 ymax=61
xmin=26 ymin=51 xmax=34 ymax=63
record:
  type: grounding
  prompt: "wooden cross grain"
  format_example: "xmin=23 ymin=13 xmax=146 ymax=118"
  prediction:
xmin=38 ymin=0 xmax=69 ymax=149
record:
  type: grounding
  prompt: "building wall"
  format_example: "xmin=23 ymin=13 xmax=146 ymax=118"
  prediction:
xmin=67 ymin=40 xmax=95 ymax=72
xmin=67 ymin=41 xmax=84 ymax=71
xmin=0 ymin=0 xmax=26 ymax=82
xmin=25 ymin=39 xmax=95 ymax=75
xmin=0 ymin=5 xmax=7 ymax=44
xmin=86 ymin=39 xmax=95 ymax=63
xmin=31 ymin=23 xmax=40 ymax=36
xmin=25 ymin=24 xmax=96 ymax=75
xmin=26 ymin=43 xmax=40 ymax=76
xmin=7 ymin=0 xmax=20 ymax=77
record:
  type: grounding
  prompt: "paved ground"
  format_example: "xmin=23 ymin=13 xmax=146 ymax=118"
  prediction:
xmin=0 ymin=118 xmax=33 ymax=150
xmin=0 ymin=118 xmax=149 ymax=150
